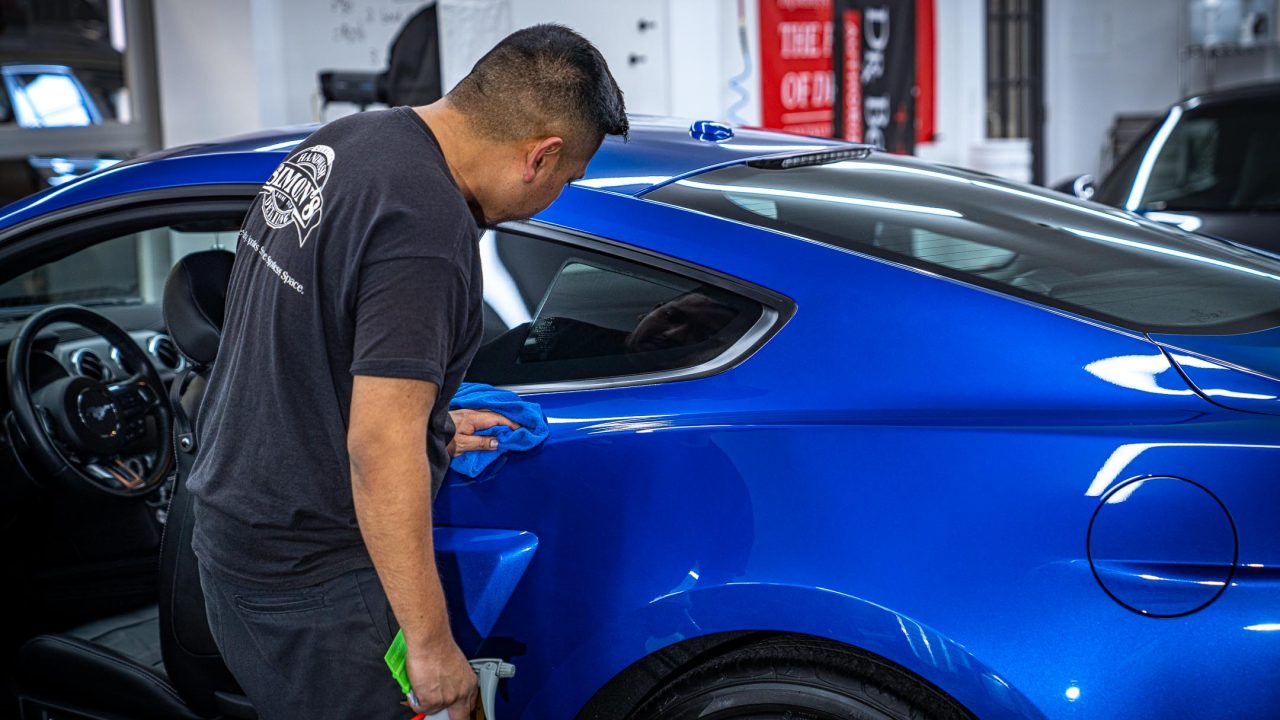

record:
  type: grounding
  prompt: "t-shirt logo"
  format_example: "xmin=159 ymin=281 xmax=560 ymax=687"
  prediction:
xmin=260 ymin=145 xmax=336 ymax=247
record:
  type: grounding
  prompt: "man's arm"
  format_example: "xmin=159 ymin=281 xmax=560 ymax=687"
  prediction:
xmin=349 ymin=374 xmax=476 ymax=719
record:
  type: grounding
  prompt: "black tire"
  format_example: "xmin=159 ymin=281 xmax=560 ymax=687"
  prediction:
xmin=629 ymin=635 xmax=974 ymax=720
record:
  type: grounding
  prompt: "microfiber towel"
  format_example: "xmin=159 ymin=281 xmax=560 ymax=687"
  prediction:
xmin=448 ymin=382 xmax=549 ymax=477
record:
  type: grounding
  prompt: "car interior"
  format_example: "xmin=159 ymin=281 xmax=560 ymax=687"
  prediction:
xmin=0 ymin=207 xmax=256 ymax=718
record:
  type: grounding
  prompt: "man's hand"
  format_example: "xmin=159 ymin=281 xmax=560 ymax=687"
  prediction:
xmin=448 ymin=408 xmax=519 ymax=456
xmin=405 ymin=634 xmax=478 ymax=719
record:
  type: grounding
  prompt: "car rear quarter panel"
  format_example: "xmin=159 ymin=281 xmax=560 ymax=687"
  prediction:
xmin=435 ymin=190 xmax=1280 ymax=719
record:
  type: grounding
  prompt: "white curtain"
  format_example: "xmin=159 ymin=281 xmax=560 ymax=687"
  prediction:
xmin=438 ymin=0 xmax=514 ymax=93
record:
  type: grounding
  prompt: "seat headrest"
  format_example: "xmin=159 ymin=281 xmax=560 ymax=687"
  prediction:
xmin=162 ymin=250 xmax=235 ymax=366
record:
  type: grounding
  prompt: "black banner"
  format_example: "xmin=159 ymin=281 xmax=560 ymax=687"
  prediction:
xmin=833 ymin=0 xmax=916 ymax=153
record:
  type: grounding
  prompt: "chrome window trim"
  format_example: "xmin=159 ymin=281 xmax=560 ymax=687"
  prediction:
xmin=499 ymin=306 xmax=781 ymax=395
xmin=486 ymin=220 xmax=795 ymax=396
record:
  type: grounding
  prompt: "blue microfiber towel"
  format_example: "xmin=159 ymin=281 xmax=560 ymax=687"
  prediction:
xmin=447 ymin=382 xmax=549 ymax=477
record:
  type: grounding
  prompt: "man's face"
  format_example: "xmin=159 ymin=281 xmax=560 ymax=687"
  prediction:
xmin=480 ymin=137 xmax=594 ymax=225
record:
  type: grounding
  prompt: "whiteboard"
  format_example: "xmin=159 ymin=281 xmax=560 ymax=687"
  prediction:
xmin=318 ymin=0 xmax=426 ymax=67
xmin=268 ymin=0 xmax=429 ymax=124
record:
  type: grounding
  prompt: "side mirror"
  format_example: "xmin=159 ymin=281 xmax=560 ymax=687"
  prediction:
xmin=1051 ymin=174 xmax=1096 ymax=201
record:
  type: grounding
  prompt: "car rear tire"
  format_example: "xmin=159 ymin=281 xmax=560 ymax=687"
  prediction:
xmin=628 ymin=635 xmax=973 ymax=720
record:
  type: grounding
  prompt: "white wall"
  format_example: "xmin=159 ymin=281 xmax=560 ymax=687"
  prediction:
xmin=156 ymin=0 xmax=1276 ymax=184
xmin=1042 ymin=0 xmax=1278 ymax=183
xmin=153 ymin=0 xmax=754 ymax=148
xmin=1042 ymin=0 xmax=1183 ymax=183
xmin=153 ymin=0 xmax=265 ymax=147
xmin=155 ymin=0 xmax=495 ymax=145
xmin=668 ymin=0 xmax=729 ymax=120
xmin=914 ymin=0 xmax=985 ymax=169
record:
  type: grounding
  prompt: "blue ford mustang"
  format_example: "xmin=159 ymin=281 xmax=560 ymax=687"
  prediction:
xmin=1 ymin=117 xmax=1279 ymax=720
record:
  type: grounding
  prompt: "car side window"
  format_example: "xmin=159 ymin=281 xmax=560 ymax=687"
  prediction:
xmin=0 ymin=220 xmax=239 ymax=310
xmin=467 ymin=229 xmax=764 ymax=387
xmin=1143 ymin=118 xmax=1219 ymax=207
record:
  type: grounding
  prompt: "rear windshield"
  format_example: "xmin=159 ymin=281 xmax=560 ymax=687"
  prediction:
xmin=645 ymin=155 xmax=1280 ymax=334
xmin=1095 ymin=98 xmax=1280 ymax=213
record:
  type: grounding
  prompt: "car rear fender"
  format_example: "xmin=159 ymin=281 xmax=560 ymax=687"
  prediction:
xmin=529 ymin=582 xmax=1046 ymax=720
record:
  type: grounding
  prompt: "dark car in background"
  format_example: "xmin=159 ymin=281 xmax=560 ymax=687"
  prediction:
xmin=1062 ymin=82 xmax=1280 ymax=253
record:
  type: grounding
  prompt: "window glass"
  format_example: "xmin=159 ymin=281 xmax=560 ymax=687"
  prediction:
xmin=1142 ymin=117 xmax=1218 ymax=206
xmin=1138 ymin=100 xmax=1280 ymax=212
xmin=1098 ymin=100 xmax=1280 ymax=212
xmin=467 ymin=230 xmax=764 ymax=386
xmin=646 ymin=156 xmax=1280 ymax=334
xmin=0 ymin=221 xmax=239 ymax=313
xmin=1093 ymin=122 xmax=1156 ymax=207
xmin=7 ymin=70 xmax=97 ymax=128
xmin=0 ymin=0 xmax=129 ymax=125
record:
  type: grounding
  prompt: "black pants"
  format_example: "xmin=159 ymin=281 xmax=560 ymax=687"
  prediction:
xmin=198 ymin=561 xmax=409 ymax=720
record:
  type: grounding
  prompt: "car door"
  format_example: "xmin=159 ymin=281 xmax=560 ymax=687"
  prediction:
xmin=431 ymin=219 xmax=791 ymax=718
xmin=0 ymin=190 xmax=250 ymax=656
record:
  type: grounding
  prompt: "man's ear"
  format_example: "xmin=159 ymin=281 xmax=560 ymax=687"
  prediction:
xmin=523 ymin=136 xmax=564 ymax=183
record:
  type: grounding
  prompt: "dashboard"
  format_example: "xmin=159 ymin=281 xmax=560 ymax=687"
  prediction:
xmin=0 ymin=303 xmax=184 ymax=415
xmin=61 ymin=330 xmax=187 ymax=382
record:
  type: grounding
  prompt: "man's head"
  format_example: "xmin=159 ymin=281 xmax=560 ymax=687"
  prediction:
xmin=445 ymin=24 xmax=628 ymax=224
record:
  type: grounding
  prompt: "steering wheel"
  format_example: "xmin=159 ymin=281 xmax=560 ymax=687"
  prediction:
xmin=6 ymin=305 xmax=174 ymax=498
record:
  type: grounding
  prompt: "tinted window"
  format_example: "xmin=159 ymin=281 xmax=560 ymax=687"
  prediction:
xmin=1097 ymin=99 xmax=1280 ymax=212
xmin=646 ymin=156 xmax=1280 ymax=334
xmin=1093 ymin=121 xmax=1156 ymax=207
xmin=467 ymin=230 xmax=764 ymax=386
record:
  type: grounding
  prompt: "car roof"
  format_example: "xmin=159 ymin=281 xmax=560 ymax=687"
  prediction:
xmin=0 ymin=115 xmax=849 ymax=232
xmin=1181 ymin=80 xmax=1280 ymax=109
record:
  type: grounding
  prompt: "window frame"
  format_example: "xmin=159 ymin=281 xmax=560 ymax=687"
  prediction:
xmin=0 ymin=187 xmax=258 ymax=287
xmin=0 ymin=189 xmax=796 ymax=395
xmin=485 ymin=220 xmax=795 ymax=395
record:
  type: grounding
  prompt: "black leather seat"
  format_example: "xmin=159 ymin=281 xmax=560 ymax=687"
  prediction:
xmin=15 ymin=250 xmax=255 ymax=720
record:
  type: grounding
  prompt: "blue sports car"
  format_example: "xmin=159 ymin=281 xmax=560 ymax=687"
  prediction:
xmin=2 ymin=117 xmax=1279 ymax=720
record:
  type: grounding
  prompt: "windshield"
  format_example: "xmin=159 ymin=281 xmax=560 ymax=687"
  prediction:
xmin=645 ymin=154 xmax=1280 ymax=334
xmin=1096 ymin=98 xmax=1280 ymax=213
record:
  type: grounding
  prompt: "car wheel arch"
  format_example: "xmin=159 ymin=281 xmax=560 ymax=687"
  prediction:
xmin=534 ymin=583 xmax=1044 ymax=720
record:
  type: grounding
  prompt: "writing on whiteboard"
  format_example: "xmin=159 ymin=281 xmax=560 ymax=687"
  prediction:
xmin=326 ymin=0 xmax=424 ymax=64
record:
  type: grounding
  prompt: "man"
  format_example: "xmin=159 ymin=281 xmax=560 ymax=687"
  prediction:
xmin=187 ymin=25 xmax=627 ymax=720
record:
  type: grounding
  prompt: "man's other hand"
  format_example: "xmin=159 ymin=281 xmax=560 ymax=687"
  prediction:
xmin=405 ymin=634 xmax=478 ymax=719
xmin=448 ymin=408 xmax=519 ymax=456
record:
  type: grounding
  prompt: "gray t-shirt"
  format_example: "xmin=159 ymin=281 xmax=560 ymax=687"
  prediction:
xmin=188 ymin=107 xmax=482 ymax=588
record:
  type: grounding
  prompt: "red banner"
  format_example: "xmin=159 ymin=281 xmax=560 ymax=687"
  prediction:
xmin=842 ymin=9 xmax=861 ymax=141
xmin=759 ymin=0 xmax=934 ymax=145
xmin=916 ymin=0 xmax=935 ymax=143
xmin=759 ymin=0 xmax=835 ymax=137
